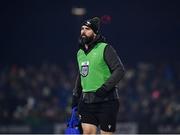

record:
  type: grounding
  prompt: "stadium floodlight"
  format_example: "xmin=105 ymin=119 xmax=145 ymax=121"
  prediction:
xmin=71 ymin=7 xmax=86 ymax=16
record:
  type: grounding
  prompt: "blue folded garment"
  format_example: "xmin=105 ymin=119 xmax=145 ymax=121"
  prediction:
xmin=65 ymin=106 xmax=80 ymax=134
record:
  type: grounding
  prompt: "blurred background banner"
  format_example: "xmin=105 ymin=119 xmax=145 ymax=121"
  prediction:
xmin=0 ymin=0 xmax=179 ymax=134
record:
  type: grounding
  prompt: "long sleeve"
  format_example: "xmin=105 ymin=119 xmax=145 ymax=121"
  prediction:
xmin=102 ymin=45 xmax=125 ymax=91
xmin=72 ymin=73 xmax=82 ymax=108
xmin=73 ymin=73 xmax=82 ymax=97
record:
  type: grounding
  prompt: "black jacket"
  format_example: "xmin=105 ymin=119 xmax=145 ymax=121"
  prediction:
xmin=72 ymin=35 xmax=125 ymax=107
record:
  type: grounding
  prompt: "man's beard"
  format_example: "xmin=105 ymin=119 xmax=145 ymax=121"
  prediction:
xmin=79 ymin=35 xmax=94 ymax=45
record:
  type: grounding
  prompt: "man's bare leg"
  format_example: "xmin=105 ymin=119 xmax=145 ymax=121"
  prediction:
xmin=82 ymin=123 xmax=97 ymax=134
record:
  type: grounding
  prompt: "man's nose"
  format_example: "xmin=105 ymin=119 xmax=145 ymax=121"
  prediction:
xmin=81 ymin=30 xmax=86 ymax=35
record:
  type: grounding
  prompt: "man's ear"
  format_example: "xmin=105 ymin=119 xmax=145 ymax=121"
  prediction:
xmin=93 ymin=33 xmax=97 ymax=38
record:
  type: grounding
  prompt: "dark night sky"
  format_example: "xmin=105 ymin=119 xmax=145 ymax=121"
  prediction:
xmin=0 ymin=0 xmax=179 ymax=65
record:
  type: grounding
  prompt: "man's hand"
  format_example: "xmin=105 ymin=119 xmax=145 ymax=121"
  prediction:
xmin=72 ymin=106 xmax=78 ymax=113
xmin=71 ymin=96 xmax=79 ymax=109
xmin=95 ymin=85 xmax=108 ymax=98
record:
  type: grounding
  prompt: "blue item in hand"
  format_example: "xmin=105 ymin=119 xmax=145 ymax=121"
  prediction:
xmin=65 ymin=106 xmax=80 ymax=134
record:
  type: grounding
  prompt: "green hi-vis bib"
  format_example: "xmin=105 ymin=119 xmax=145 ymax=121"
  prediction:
xmin=77 ymin=42 xmax=111 ymax=92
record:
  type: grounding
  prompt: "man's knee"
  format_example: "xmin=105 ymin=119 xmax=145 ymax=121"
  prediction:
xmin=100 ymin=130 xmax=113 ymax=135
xmin=82 ymin=123 xmax=97 ymax=134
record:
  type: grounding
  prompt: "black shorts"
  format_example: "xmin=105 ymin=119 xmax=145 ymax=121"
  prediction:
xmin=78 ymin=99 xmax=119 ymax=132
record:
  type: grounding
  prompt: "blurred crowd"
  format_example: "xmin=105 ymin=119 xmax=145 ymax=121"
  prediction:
xmin=0 ymin=62 xmax=180 ymax=133
xmin=0 ymin=62 xmax=76 ymax=126
xmin=117 ymin=62 xmax=180 ymax=133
